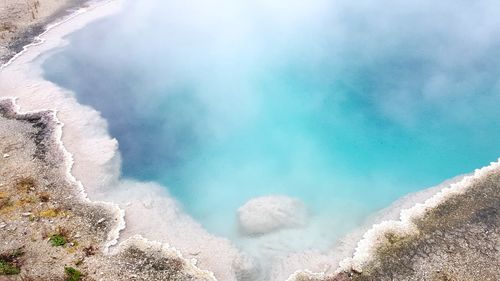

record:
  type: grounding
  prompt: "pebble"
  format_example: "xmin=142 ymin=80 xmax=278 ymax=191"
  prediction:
xmin=3 ymin=153 xmax=10 ymax=158
xmin=97 ymin=218 xmax=106 ymax=224
xmin=21 ymin=212 xmax=32 ymax=217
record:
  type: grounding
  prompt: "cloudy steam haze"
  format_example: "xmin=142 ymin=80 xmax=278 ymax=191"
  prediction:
xmin=41 ymin=0 xmax=500 ymax=279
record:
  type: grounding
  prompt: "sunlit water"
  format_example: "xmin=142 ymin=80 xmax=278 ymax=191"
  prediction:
xmin=43 ymin=0 xmax=500 ymax=251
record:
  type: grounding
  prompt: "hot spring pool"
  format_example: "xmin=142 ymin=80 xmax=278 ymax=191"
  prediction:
xmin=42 ymin=0 xmax=500 ymax=251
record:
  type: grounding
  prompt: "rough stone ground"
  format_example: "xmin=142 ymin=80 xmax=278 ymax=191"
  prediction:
xmin=293 ymin=162 xmax=500 ymax=280
xmin=0 ymin=0 xmax=89 ymax=65
xmin=0 ymin=99 xmax=214 ymax=281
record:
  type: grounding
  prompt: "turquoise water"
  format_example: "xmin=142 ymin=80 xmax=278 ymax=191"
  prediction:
xmin=43 ymin=0 xmax=500 ymax=246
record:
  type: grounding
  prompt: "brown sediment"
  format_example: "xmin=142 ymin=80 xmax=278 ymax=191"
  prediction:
xmin=0 ymin=98 xmax=215 ymax=280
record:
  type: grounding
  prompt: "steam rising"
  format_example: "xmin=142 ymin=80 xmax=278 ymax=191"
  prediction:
xmin=42 ymin=0 xmax=500 ymax=273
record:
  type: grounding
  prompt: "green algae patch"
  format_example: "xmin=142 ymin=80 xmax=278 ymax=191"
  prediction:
xmin=64 ymin=266 xmax=82 ymax=281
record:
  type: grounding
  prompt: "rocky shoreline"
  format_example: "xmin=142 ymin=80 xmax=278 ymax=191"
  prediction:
xmin=0 ymin=1 xmax=499 ymax=280
xmin=0 ymin=98 xmax=215 ymax=280
xmin=294 ymin=161 xmax=500 ymax=280
xmin=1 ymin=95 xmax=498 ymax=280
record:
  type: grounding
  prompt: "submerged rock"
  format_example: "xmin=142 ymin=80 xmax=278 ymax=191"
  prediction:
xmin=237 ymin=196 xmax=308 ymax=235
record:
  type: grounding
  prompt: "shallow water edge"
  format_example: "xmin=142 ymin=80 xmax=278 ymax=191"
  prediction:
xmin=0 ymin=1 xmax=498 ymax=280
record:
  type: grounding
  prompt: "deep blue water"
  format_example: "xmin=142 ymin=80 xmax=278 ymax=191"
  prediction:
xmin=43 ymin=0 xmax=500 ymax=245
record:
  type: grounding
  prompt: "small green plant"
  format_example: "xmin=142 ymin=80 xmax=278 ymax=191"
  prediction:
xmin=0 ymin=260 xmax=20 ymax=275
xmin=64 ymin=267 xmax=82 ymax=281
xmin=0 ymin=248 xmax=24 ymax=275
xmin=49 ymin=234 xmax=66 ymax=246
